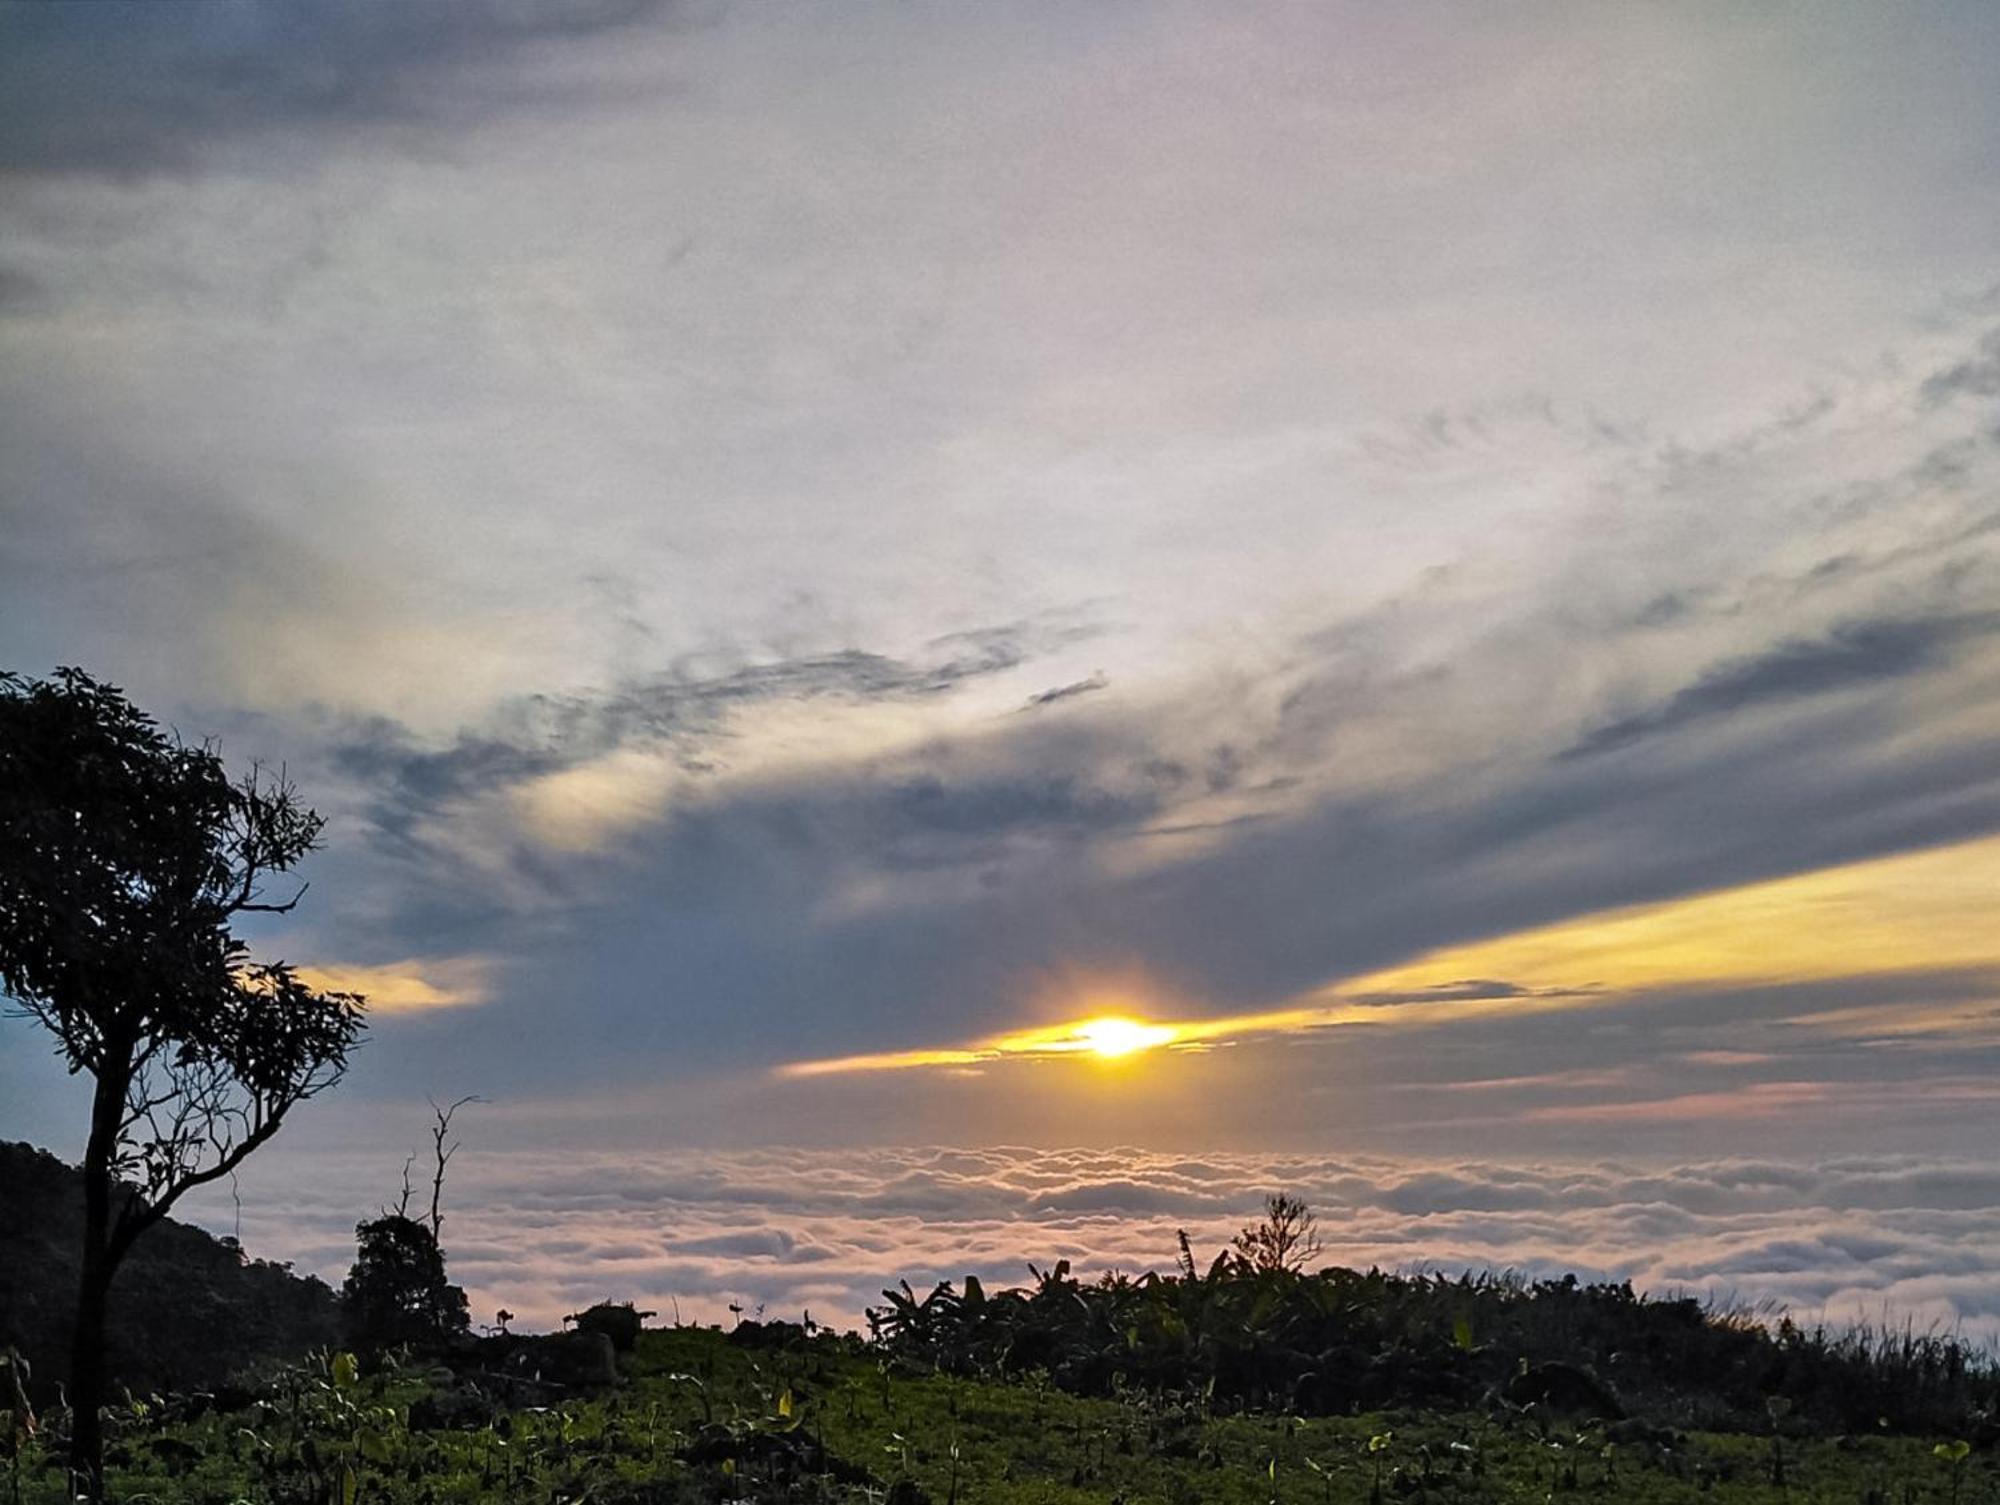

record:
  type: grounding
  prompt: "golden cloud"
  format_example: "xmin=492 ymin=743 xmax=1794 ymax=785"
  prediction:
xmin=294 ymin=956 xmax=491 ymax=1015
xmin=776 ymin=832 xmax=2000 ymax=1076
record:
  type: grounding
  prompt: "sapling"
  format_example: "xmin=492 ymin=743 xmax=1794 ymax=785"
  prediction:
xmin=1305 ymin=1454 xmax=1334 ymax=1505
xmin=1367 ymin=1430 xmax=1393 ymax=1505
xmin=1934 ymin=1438 xmax=1971 ymax=1505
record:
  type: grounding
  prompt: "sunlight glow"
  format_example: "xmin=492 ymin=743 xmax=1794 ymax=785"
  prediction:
xmin=776 ymin=832 xmax=2000 ymax=1077
xmin=1034 ymin=1015 xmax=1181 ymax=1060
xmin=777 ymin=1011 xmax=1186 ymax=1077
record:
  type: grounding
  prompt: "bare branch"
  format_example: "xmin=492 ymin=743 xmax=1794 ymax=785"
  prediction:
xmin=426 ymin=1093 xmax=483 ymax=1238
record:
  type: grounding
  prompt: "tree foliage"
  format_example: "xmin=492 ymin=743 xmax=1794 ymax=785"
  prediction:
xmin=0 ymin=667 xmax=366 ymax=1490
xmin=341 ymin=1216 xmax=470 ymax=1353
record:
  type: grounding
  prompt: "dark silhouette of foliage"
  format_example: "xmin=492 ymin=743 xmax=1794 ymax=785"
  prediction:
xmin=1231 ymin=1192 xmax=1322 ymax=1274
xmin=341 ymin=1216 xmax=470 ymax=1354
xmin=0 ymin=668 xmax=365 ymax=1494
xmin=0 ymin=1141 xmax=341 ymax=1401
xmin=870 ymin=1240 xmax=2000 ymax=1438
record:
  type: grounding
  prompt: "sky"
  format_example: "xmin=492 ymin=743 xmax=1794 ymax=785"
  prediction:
xmin=4 ymin=0 xmax=2000 ymax=1332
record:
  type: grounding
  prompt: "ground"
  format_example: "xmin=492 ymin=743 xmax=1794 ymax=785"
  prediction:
xmin=8 ymin=1324 xmax=1992 ymax=1503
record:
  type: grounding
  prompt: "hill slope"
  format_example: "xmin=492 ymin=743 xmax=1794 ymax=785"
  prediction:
xmin=0 ymin=1140 xmax=341 ymax=1397
xmin=8 ymin=1322 xmax=1997 ymax=1503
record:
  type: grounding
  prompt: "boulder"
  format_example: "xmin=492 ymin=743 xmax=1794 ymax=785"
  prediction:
xmin=1504 ymin=1360 xmax=1624 ymax=1419
xmin=565 ymin=1301 xmax=654 ymax=1353
xmin=506 ymin=1330 xmax=617 ymax=1389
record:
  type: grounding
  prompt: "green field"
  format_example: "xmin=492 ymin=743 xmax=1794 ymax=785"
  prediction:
xmin=11 ymin=1324 xmax=1992 ymax=1505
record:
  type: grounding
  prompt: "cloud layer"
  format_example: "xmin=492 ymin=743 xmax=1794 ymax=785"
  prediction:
xmin=187 ymin=1145 xmax=2000 ymax=1342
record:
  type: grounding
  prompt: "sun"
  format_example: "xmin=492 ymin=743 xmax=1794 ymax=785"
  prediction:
xmin=1069 ymin=1015 xmax=1179 ymax=1060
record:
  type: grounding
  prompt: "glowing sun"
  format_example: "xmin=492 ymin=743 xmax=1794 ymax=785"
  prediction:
xmin=1068 ymin=1015 xmax=1179 ymax=1060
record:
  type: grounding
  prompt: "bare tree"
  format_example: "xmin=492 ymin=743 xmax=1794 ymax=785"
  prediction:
xmin=1231 ymin=1193 xmax=1323 ymax=1275
xmin=426 ymin=1093 xmax=481 ymax=1238
xmin=392 ymin=1151 xmax=417 ymax=1218
xmin=0 ymin=669 xmax=365 ymax=1494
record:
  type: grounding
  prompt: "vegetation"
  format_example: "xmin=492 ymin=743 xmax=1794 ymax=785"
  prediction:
xmin=340 ymin=1217 xmax=471 ymax=1356
xmin=0 ymin=668 xmax=367 ymax=1492
xmin=0 ymin=1141 xmax=341 ymax=1398
xmin=869 ymin=1256 xmax=2000 ymax=1440
xmin=1231 ymin=1194 xmax=1323 ymax=1276
xmin=2 ymin=1319 xmax=1994 ymax=1504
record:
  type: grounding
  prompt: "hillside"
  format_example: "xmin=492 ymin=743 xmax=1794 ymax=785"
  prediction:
xmin=5 ymin=1320 xmax=1996 ymax=1503
xmin=0 ymin=1140 xmax=342 ymax=1398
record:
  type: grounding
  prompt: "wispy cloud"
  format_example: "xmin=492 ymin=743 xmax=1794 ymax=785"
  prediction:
xmin=295 ymin=957 xmax=492 ymax=1015
xmin=1022 ymin=672 xmax=1109 ymax=711
xmin=1562 ymin=613 xmax=2000 ymax=759
xmin=0 ymin=0 xmax=683 ymax=175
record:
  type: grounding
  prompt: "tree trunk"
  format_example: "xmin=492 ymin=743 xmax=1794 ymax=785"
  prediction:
xmin=67 ymin=1249 xmax=110 ymax=1499
xmin=68 ymin=1068 xmax=125 ymax=1499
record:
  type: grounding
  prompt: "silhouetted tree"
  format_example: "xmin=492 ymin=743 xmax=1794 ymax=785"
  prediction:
xmin=341 ymin=1215 xmax=469 ymax=1352
xmin=0 ymin=668 xmax=365 ymax=1494
xmin=1232 ymin=1193 xmax=1323 ymax=1274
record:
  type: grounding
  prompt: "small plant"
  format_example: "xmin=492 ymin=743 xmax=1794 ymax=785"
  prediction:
xmin=1934 ymin=1438 xmax=1971 ymax=1505
xmin=1232 ymin=1194 xmax=1323 ymax=1274
xmin=1366 ymin=1429 xmax=1394 ymax=1504
xmin=1305 ymin=1453 xmax=1335 ymax=1505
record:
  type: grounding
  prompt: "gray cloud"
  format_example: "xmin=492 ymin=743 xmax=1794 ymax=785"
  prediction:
xmin=1342 ymin=979 xmax=1601 ymax=1007
xmin=1920 ymin=329 xmax=2000 ymax=406
xmin=1561 ymin=612 xmax=2000 ymax=759
xmin=324 ymin=617 xmax=1104 ymax=847
xmin=0 ymin=0 xmax=679 ymax=176
xmin=0 ymin=267 xmax=45 ymax=315
xmin=1022 ymin=672 xmax=1109 ymax=710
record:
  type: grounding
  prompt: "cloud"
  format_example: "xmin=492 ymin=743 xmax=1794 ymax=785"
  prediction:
xmin=1023 ymin=672 xmax=1109 ymax=710
xmin=294 ymin=957 xmax=491 ymax=1015
xmin=329 ymin=619 xmax=1096 ymax=830
xmin=772 ymin=829 xmax=2000 ymax=1081
xmin=7 ymin=3 xmax=2000 ymax=1169
xmin=1562 ymin=612 xmax=2000 ymax=759
xmin=1921 ymin=329 xmax=2000 ymax=406
xmin=773 ymin=977 xmax=1597 ymax=1078
xmin=183 ymin=1144 xmax=2000 ymax=1338
xmin=1331 ymin=832 xmax=2000 ymax=1004
xmin=0 ymin=0 xmax=680 ymax=176
xmin=0 ymin=267 xmax=46 ymax=316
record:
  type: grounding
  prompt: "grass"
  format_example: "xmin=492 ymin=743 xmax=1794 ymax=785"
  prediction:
xmin=8 ymin=1323 xmax=1994 ymax=1504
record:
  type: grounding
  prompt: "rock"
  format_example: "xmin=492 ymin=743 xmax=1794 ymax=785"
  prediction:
xmin=506 ymin=1330 xmax=617 ymax=1388
xmin=680 ymin=1424 xmax=875 ymax=1485
xmin=408 ymin=1385 xmax=501 ymax=1431
xmin=565 ymin=1302 xmax=654 ymax=1352
xmin=1607 ymin=1417 xmax=1678 ymax=1448
xmin=727 ymin=1319 xmax=809 ymax=1351
xmin=1504 ymin=1361 xmax=1624 ymax=1419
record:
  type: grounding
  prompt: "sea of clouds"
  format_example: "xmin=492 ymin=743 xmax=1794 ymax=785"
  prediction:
xmin=190 ymin=1145 xmax=2000 ymax=1341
